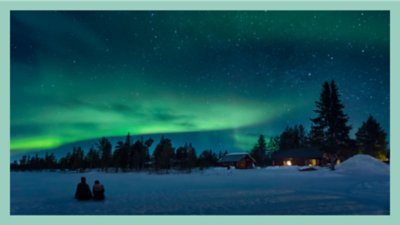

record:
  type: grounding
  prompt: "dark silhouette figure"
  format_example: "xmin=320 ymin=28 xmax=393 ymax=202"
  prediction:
xmin=75 ymin=177 xmax=92 ymax=200
xmin=92 ymin=180 xmax=105 ymax=201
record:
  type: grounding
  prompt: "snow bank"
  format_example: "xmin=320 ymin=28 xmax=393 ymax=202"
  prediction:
xmin=336 ymin=154 xmax=389 ymax=175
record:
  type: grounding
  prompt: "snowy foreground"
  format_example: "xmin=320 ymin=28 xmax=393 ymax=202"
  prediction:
xmin=11 ymin=155 xmax=389 ymax=215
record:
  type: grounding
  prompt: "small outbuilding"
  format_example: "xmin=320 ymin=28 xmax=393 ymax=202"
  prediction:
xmin=271 ymin=149 xmax=322 ymax=166
xmin=218 ymin=152 xmax=256 ymax=169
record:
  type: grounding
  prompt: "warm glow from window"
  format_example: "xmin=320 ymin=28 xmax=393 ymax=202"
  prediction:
xmin=284 ymin=160 xmax=292 ymax=166
xmin=309 ymin=159 xmax=317 ymax=166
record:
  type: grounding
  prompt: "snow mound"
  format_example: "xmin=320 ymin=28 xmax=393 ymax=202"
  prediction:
xmin=336 ymin=154 xmax=389 ymax=175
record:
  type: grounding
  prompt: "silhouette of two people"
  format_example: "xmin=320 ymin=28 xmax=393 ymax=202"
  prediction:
xmin=75 ymin=177 xmax=105 ymax=201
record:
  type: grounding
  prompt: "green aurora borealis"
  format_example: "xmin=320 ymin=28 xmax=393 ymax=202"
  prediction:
xmin=11 ymin=11 xmax=389 ymax=153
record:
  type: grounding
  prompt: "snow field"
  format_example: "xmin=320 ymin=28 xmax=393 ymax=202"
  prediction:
xmin=11 ymin=154 xmax=389 ymax=215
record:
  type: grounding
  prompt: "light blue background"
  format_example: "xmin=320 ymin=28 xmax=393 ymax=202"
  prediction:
xmin=0 ymin=1 xmax=398 ymax=224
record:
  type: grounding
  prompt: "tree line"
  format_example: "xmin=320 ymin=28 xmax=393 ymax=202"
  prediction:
xmin=250 ymin=80 xmax=388 ymax=167
xmin=11 ymin=80 xmax=388 ymax=171
xmin=11 ymin=134 xmax=228 ymax=172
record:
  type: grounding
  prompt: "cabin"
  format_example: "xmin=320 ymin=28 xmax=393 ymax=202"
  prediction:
xmin=271 ymin=149 xmax=322 ymax=166
xmin=218 ymin=153 xmax=256 ymax=169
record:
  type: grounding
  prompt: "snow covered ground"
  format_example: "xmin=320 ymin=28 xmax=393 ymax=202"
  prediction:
xmin=10 ymin=155 xmax=389 ymax=215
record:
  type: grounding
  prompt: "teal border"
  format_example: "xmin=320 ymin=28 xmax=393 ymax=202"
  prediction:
xmin=0 ymin=1 xmax=399 ymax=225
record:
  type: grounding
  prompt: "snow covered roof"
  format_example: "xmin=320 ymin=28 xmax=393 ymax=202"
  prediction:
xmin=271 ymin=149 xmax=322 ymax=160
xmin=225 ymin=152 xmax=250 ymax=155
xmin=219 ymin=153 xmax=255 ymax=163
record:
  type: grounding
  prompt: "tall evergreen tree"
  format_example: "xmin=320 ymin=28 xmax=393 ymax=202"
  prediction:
xmin=175 ymin=145 xmax=188 ymax=170
xmin=279 ymin=125 xmax=308 ymax=150
xmin=326 ymin=81 xmax=351 ymax=152
xmin=19 ymin=155 xmax=28 ymax=170
xmin=44 ymin=152 xmax=57 ymax=170
xmin=142 ymin=137 xmax=153 ymax=166
xmin=175 ymin=143 xmax=197 ymax=171
xmin=250 ymin=135 xmax=267 ymax=166
xmin=71 ymin=146 xmax=85 ymax=170
xmin=59 ymin=152 xmax=72 ymax=171
xmin=310 ymin=82 xmax=331 ymax=148
xmin=97 ymin=137 xmax=112 ymax=171
xmin=310 ymin=81 xmax=351 ymax=157
xmin=267 ymin=136 xmax=280 ymax=152
xmin=130 ymin=138 xmax=152 ymax=170
xmin=120 ymin=133 xmax=131 ymax=170
xmin=153 ymin=136 xmax=175 ymax=171
xmin=198 ymin=149 xmax=218 ymax=169
xmin=186 ymin=144 xmax=197 ymax=171
xmin=113 ymin=141 xmax=125 ymax=172
xmin=86 ymin=147 xmax=100 ymax=169
xmin=356 ymin=116 xmax=387 ymax=160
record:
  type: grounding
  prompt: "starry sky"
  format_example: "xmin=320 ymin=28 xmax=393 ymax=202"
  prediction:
xmin=10 ymin=11 xmax=390 ymax=153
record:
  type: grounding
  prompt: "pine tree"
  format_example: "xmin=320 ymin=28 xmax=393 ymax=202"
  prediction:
xmin=310 ymin=82 xmax=331 ymax=148
xmin=97 ymin=137 xmax=112 ymax=171
xmin=71 ymin=146 xmax=85 ymax=171
xmin=120 ymin=133 xmax=131 ymax=171
xmin=19 ymin=155 xmax=28 ymax=171
xmin=153 ymin=136 xmax=175 ymax=171
xmin=175 ymin=145 xmax=188 ymax=170
xmin=326 ymin=81 xmax=351 ymax=152
xmin=356 ymin=116 xmax=387 ymax=160
xmin=142 ymin=137 xmax=153 ymax=167
xmin=267 ymin=136 xmax=280 ymax=152
xmin=198 ymin=149 xmax=218 ymax=169
xmin=186 ymin=144 xmax=197 ymax=171
xmin=131 ymin=138 xmax=152 ymax=170
xmin=44 ymin=152 xmax=56 ymax=170
xmin=59 ymin=152 xmax=72 ymax=170
xmin=250 ymin=135 xmax=267 ymax=166
xmin=113 ymin=141 xmax=125 ymax=172
xmin=310 ymin=81 xmax=351 ymax=153
xmin=310 ymin=81 xmax=351 ymax=169
xmin=278 ymin=125 xmax=307 ymax=150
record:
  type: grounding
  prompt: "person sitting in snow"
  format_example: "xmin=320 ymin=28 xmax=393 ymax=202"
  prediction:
xmin=92 ymin=180 xmax=105 ymax=201
xmin=75 ymin=177 xmax=92 ymax=200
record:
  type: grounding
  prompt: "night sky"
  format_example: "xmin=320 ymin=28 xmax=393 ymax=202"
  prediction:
xmin=11 ymin=11 xmax=389 ymax=153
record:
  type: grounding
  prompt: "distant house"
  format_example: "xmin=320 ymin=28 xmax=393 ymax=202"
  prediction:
xmin=218 ymin=152 xmax=256 ymax=169
xmin=271 ymin=149 xmax=322 ymax=166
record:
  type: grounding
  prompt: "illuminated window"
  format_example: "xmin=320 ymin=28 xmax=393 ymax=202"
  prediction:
xmin=309 ymin=159 xmax=317 ymax=166
xmin=284 ymin=160 xmax=292 ymax=166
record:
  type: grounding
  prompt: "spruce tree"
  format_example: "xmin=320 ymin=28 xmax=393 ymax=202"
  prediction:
xmin=267 ymin=136 xmax=280 ymax=152
xmin=120 ymin=133 xmax=131 ymax=171
xmin=250 ymin=135 xmax=267 ymax=166
xmin=175 ymin=145 xmax=188 ymax=170
xmin=356 ymin=116 xmax=387 ymax=159
xmin=310 ymin=81 xmax=330 ymax=148
xmin=153 ymin=136 xmax=175 ymax=171
xmin=186 ymin=144 xmax=197 ymax=171
xmin=279 ymin=125 xmax=307 ymax=150
xmin=113 ymin=141 xmax=125 ymax=172
xmin=97 ymin=137 xmax=112 ymax=171
xmin=198 ymin=149 xmax=218 ymax=168
xmin=326 ymin=81 xmax=351 ymax=152
xmin=86 ymin=147 xmax=100 ymax=169
xmin=310 ymin=80 xmax=351 ymax=168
